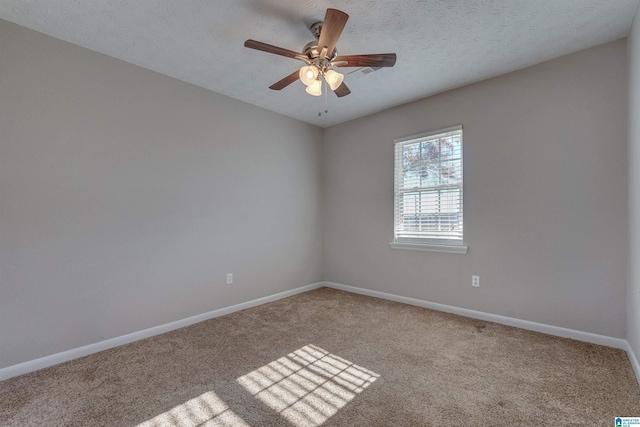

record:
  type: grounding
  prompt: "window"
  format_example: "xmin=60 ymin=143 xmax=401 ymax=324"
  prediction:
xmin=391 ymin=125 xmax=467 ymax=254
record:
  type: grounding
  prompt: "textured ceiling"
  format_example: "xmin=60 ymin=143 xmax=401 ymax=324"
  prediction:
xmin=0 ymin=0 xmax=638 ymax=127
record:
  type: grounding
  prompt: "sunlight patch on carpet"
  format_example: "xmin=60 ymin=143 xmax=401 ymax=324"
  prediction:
xmin=237 ymin=344 xmax=379 ymax=427
xmin=136 ymin=390 xmax=249 ymax=427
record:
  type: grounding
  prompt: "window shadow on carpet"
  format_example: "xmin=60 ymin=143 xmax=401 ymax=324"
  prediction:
xmin=136 ymin=344 xmax=378 ymax=427
xmin=136 ymin=389 xmax=249 ymax=426
xmin=237 ymin=344 xmax=379 ymax=427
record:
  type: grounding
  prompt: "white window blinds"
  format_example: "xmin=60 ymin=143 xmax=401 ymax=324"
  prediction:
xmin=394 ymin=125 xmax=463 ymax=245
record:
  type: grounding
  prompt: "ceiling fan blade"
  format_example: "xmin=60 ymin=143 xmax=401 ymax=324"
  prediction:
xmin=317 ymin=9 xmax=349 ymax=58
xmin=244 ymin=39 xmax=301 ymax=59
xmin=333 ymin=53 xmax=397 ymax=68
xmin=269 ymin=71 xmax=300 ymax=90
xmin=333 ymin=82 xmax=351 ymax=98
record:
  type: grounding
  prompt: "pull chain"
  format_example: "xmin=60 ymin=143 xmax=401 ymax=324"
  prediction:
xmin=324 ymin=80 xmax=329 ymax=114
xmin=318 ymin=80 xmax=329 ymax=116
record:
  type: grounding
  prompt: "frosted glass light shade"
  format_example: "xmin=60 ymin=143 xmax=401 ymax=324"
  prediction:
xmin=299 ymin=66 xmax=319 ymax=86
xmin=324 ymin=69 xmax=344 ymax=91
xmin=305 ymin=79 xmax=322 ymax=96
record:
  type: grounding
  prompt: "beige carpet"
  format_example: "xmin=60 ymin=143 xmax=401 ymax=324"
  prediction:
xmin=1 ymin=287 xmax=639 ymax=426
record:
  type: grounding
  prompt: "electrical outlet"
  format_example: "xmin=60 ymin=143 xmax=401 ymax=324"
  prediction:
xmin=472 ymin=275 xmax=480 ymax=288
xmin=226 ymin=273 xmax=233 ymax=285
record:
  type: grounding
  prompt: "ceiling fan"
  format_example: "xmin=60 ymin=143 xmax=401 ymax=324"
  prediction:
xmin=244 ymin=8 xmax=396 ymax=98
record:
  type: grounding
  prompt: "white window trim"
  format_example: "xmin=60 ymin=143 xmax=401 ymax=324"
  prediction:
xmin=391 ymin=124 xmax=467 ymax=254
xmin=389 ymin=241 xmax=468 ymax=254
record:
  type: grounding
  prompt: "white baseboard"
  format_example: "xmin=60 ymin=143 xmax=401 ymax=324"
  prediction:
xmin=627 ymin=341 xmax=640 ymax=384
xmin=3 ymin=281 xmax=638 ymax=386
xmin=0 ymin=282 xmax=324 ymax=382
xmin=323 ymin=281 xmax=640 ymax=385
xmin=323 ymin=281 xmax=628 ymax=350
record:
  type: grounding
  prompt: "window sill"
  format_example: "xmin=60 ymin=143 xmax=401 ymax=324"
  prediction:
xmin=389 ymin=242 xmax=468 ymax=254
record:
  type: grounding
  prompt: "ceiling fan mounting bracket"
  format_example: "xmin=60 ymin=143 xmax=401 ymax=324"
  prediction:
xmin=309 ymin=22 xmax=323 ymax=40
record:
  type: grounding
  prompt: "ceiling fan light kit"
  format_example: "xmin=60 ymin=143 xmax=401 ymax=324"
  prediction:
xmin=323 ymin=69 xmax=344 ymax=91
xmin=305 ymin=79 xmax=323 ymax=96
xmin=299 ymin=66 xmax=342 ymax=95
xmin=299 ymin=65 xmax=319 ymax=86
xmin=244 ymin=8 xmax=396 ymax=101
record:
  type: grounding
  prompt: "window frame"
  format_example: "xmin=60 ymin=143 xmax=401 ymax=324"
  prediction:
xmin=390 ymin=125 xmax=468 ymax=254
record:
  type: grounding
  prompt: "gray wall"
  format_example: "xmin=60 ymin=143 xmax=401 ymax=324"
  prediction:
xmin=0 ymin=20 xmax=324 ymax=369
xmin=1 ymin=16 xmax=632 ymax=371
xmin=323 ymin=40 xmax=628 ymax=338
xmin=629 ymin=9 xmax=640 ymax=364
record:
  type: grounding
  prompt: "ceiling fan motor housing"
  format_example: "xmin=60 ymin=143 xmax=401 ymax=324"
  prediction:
xmin=304 ymin=21 xmax=338 ymax=61
xmin=303 ymin=40 xmax=337 ymax=61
